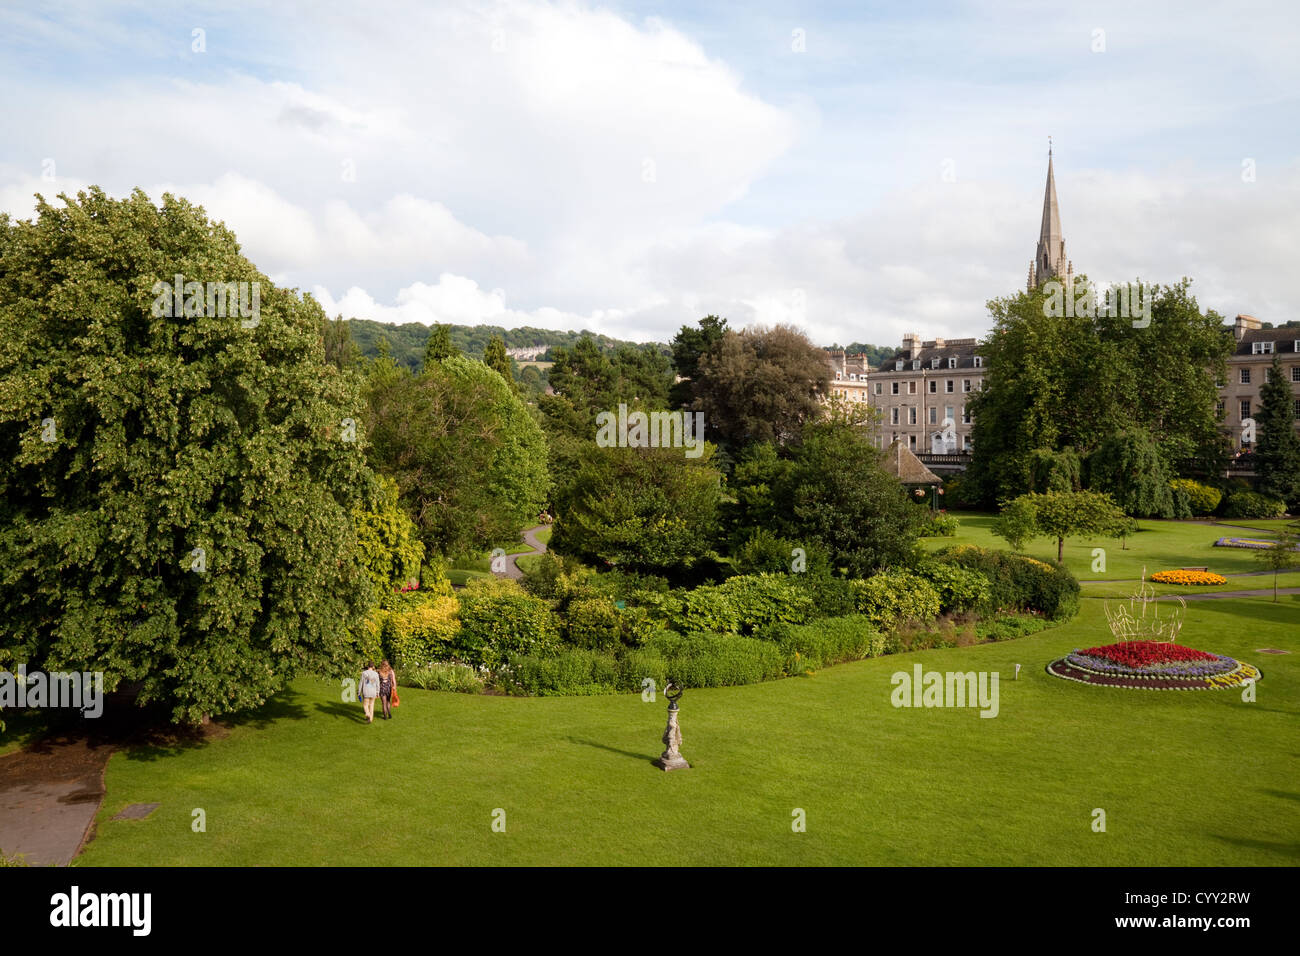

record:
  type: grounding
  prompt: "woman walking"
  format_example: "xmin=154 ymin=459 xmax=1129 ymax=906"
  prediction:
xmin=359 ymin=662 xmax=380 ymax=723
xmin=377 ymin=660 xmax=398 ymax=720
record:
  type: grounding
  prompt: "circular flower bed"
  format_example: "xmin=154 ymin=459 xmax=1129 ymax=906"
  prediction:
xmin=1047 ymin=640 xmax=1260 ymax=690
xmin=1149 ymin=569 xmax=1227 ymax=586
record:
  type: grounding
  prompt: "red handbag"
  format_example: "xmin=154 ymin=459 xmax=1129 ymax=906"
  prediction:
xmin=391 ymin=690 xmax=400 ymax=708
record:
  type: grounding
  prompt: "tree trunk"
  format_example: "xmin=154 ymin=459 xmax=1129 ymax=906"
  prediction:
xmin=1058 ymin=537 xmax=1064 ymax=562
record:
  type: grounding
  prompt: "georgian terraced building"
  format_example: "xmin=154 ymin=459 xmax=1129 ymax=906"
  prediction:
xmin=826 ymin=148 xmax=1300 ymax=465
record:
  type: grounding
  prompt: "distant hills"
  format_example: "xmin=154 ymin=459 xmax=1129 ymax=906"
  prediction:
xmin=344 ymin=318 xmax=660 ymax=371
xmin=343 ymin=316 xmax=896 ymax=373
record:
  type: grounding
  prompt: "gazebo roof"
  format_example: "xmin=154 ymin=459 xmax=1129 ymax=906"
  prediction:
xmin=882 ymin=440 xmax=941 ymax=484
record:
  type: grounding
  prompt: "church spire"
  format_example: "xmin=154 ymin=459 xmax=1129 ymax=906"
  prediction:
xmin=1029 ymin=140 xmax=1071 ymax=290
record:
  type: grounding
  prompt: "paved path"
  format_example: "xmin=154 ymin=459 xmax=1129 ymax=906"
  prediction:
xmin=500 ymin=524 xmax=549 ymax=579
xmin=0 ymin=734 xmax=112 ymax=866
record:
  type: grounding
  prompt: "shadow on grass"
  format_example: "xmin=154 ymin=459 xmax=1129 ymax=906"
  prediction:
xmin=565 ymin=736 xmax=659 ymax=767
xmin=1208 ymin=834 xmax=1300 ymax=860
xmin=121 ymin=690 xmax=312 ymax=762
xmin=315 ymin=701 xmax=368 ymax=723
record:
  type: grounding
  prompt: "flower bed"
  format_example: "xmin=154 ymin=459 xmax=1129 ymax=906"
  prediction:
xmin=1047 ymin=640 xmax=1260 ymax=690
xmin=1149 ymin=569 xmax=1226 ymax=586
xmin=1214 ymin=537 xmax=1284 ymax=551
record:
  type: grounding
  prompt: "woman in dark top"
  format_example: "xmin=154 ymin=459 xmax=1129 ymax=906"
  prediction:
xmin=377 ymin=660 xmax=397 ymax=720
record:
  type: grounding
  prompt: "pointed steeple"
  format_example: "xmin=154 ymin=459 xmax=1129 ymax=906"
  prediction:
xmin=1029 ymin=140 xmax=1071 ymax=290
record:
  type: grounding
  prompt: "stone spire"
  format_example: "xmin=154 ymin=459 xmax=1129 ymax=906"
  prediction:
xmin=1028 ymin=142 xmax=1072 ymax=290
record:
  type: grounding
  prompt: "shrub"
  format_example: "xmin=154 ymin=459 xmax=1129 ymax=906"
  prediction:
xmin=919 ymin=513 xmax=960 ymax=537
xmin=790 ymin=574 xmax=858 ymax=619
xmin=975 ymin=614 xmax=1052 ymax=642
xmin=761 ymin=615 xmax=885 ymax=671
xmin=849 ymin=570 xmax=942 ymax=631
xmin=385 ymin=593 xmax=460 ymax=667
xmin=400 ymin=662 xmax=485 ymax=693
xmin=562 ymin=596 xmax=654 ymax=650
xmin=1222 ymin=491 xmax=1286 ymax=519
xmin=667 ymin=587 xmax=741 ymax=634
xmin=618 ymin=645 xmax=670 ymax=693
xmin=714 ymin=574 xmax=815 ymax=633
xmin=732 ymin=528 xmax=804 ymax=575
xmin=917 ymin=563 xmax=992 ymax=613
xmin=505 ymin=648 xmax=620 ymax=696
xmin=935 ymin=545 xmax=1079 ymax=619
xmin=456 ymin=579 xmax=560 ymax=667
xmin=646 ymin=631 xmax=785 ymax=688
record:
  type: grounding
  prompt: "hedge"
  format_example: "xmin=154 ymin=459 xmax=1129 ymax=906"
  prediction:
xmin=934 ymin=545 xmax=1079 ymax=619
xmin=1222 ymin=490 xmax=1286 ymax=519
xmin=456 ymin=579 xmax=560 ymax=667
xmin=849 ymin=570 xmax=942 ymax=631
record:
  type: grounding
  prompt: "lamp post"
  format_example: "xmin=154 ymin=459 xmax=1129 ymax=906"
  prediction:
xmin=654 ymin=682 xmax=690 ymax=771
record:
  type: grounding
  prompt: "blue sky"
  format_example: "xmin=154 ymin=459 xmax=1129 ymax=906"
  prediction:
xmin=2 ymin=0 xmax=1297 ymax=345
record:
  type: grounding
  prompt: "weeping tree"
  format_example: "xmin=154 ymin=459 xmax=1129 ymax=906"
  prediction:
xmin=0 ymin=188 xmax=375 ymax=723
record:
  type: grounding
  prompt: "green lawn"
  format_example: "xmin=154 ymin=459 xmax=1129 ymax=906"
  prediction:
xmin=925 ymin=513 xmax=1299 ymax=581
xmin=75 ymin=595 xmax=1298 ymax=866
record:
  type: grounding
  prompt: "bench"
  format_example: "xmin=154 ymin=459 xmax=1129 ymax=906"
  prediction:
xmin=1179 ymin=566 xmax=1209 ymax=572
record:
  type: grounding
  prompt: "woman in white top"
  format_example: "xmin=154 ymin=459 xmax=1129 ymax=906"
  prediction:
xmin=359 ymin=663 xmax=381 ymax=724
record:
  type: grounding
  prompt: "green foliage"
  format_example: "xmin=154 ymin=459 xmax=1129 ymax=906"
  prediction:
xmin=646 ymin=631 xmax=786 ymax=688
xmin=992 ymin=496 xmax=1038 ymax=551
xmin=1255 ymin=355 xmax=1300 ymax=507
xmin=935 ymin=545 xmax=1079 ymax=620
xmin=993 ymin=490 xmax=1130 ymax=561
xmin=0 ymin=187 xmax=373 ymax=723
xmin=662 ymin=574 xmax=816 ymax=635
xmin=920 ymin=513 xmax=960 ymax=537
xmin=729 ymin=411 xmax=921 ymax=577
xmin=1086 ymin=428 xmax=1177 ymax=517
xmin=364 ymin=354 xmax=551 ymax=556
xmin=483 ymin=333 xmax=515 ymax=388
xmin=974 ymin=614 xmax=1054 ymax=642
xmin=966 ymin=277 xmax=1232 ymax=504
xmin=400 ymin=661 xmax=485 ymax=693
xmin=760 ymin=615 xmax=886 ymax=671
xmin=540 ymin=335 xmax=675 ymax=439
xmin=1169 ymin=478 xmax=1221 ymax=516
xmin=562 ymin=596 xmax=652 ymax=651
xmin=916 ymin=563 xmax=993 ymax=613
xmin=1222 ymin=491 xmax=1286 ymax=519
xmin=456 ymin=579 xmax=560 ymax=667
xmin=353 ymin=474 xmax=425 ymax=608
xmin=422 ymin=324 xmax=459 ymax=366
xmin=550 ymin=444 xmax=723 ymax=575
xmin=849 ymin=570 xmax=942 ymax=631
xmin=789 ymin=573 xmax=858 ymax=618
xmin=382 ymin=592 xmax=460 ymax=668
xmin=505 ymin=647 xmax=622 ymax=696
xmin=692 ymin=324 xmax=831 ymax=450
xmin=732 ymin=527 xmax=813 ymax=574
xmin=1251 ymin=521 xmax=1300 ymax=602
xmin=1028 ymin=447 xmax=1082 ymax=493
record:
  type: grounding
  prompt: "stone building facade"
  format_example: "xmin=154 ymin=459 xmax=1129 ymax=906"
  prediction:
xmin=1221 ymin=314 xmax=1300 ymax=451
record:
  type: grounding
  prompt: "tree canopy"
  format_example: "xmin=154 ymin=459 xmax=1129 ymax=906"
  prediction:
xmin=364 ymin=354 xmax=550 ymax=557
xmin=966 ymin=277 xmax=1231 ymax=504
xmin=0 ymin=187 xmax=374 ymax=722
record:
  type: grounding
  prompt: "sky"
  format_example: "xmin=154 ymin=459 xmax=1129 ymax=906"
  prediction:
xmin=2 ymin=0 xmax=1298 ymax=347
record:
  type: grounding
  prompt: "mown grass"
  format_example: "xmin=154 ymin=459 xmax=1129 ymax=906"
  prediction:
xmin=926 ymin=513 xmax=1298 ymax=581
xmin=76 ymin=596 xmax=1298 ymax=866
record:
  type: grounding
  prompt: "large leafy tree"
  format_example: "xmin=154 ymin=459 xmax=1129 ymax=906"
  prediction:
xmin=423 ymin=323 xmax=458 ymax=367
xmin=549 ymin=443 xmax=723 ymax=575
xmin=692 ymin=323 xmax=830 ymax=452
xmin=364 ymin=355 xmax=550 ymax=556
xmin=967 ymin=277 xmax=1231 ymax=504
xmin=727 ymin=401 xmax=919 ymax=576
xmin=1086 ymin=427 xmax=1178 ymax=517
xmin=1255 ymin=354 xmax=1300 ymax=507
xmin=0 ymin=188 xmax=374 ymax=722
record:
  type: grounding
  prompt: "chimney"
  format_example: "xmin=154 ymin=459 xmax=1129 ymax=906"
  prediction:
xmin=932 ymin=337 xmax=945 ymax=349
xmin=902 ymin=332 xmax=921 ymax=360
xmin=1234 ymin=314 xmax=1262 ymax=342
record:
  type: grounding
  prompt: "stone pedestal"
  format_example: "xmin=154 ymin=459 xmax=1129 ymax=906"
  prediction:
xmin=655 ymin=701 xmax=689 ymax=771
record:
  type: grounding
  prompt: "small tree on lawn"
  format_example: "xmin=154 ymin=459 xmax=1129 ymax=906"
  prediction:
xmin=993 ymin=490 xmax=1129 ymax=562
xmin=1253 ymin=521 xmax=1300 ymax=602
